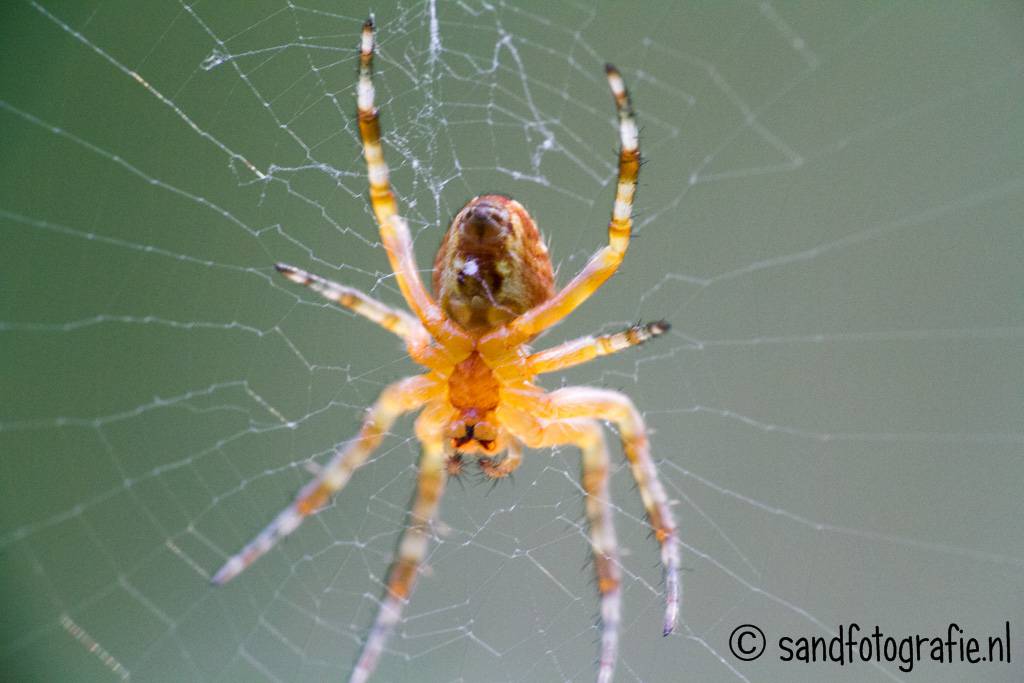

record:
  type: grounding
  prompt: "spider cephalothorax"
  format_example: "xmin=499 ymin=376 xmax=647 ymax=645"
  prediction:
xmin=213 ymin=19 xmax=678 ymax=683
xmin=446 ymin=350 xmax=502 ymax=454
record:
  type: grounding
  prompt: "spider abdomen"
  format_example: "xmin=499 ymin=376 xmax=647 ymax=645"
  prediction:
xmin=433 ymin=194 xmax=555 ymax=332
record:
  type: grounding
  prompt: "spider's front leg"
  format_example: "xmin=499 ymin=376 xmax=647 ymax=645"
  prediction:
xmin=529 ymin=418 xmax=621 ymax=683
xmin=350 ymin=416 xmax=449 ymax=683
xmin=211 ymin=374 xmax=439 ymax=585
xmin=536 ymin=387 xmax=680 ymax=636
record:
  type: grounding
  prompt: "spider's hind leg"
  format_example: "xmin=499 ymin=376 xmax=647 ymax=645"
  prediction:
xmin=503 ymin=64 xmax=641 ymax=344
xmin=355 ymin=18 xmax=468 ymax=351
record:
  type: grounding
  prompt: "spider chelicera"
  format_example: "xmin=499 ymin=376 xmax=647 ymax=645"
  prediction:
xmin=212 ymin=19 xmax=679 ymax=683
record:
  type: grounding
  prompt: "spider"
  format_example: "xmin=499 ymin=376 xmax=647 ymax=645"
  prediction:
xmin=212 ymin=19 xmax=679 ymax=683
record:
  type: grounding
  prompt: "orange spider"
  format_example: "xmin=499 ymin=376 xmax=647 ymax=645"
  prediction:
xmin=212 ymin=19 xmax=679 ymax=683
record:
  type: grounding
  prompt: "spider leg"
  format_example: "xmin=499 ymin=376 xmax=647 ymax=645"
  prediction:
xmin=528 ymin=387 xmax=680 ymax=635
xmin=524 ymin=418 xmax=620 ymax=683
xmin=357 ymin=20 xmax=470 ymax=353
xmin=499 ymin=65 xmax=639 ymax=345
xmin=275 ymin=263 xmax=429 ymax=351
xmin=350 ymin=435 xmax=447 ymax=683
xmin=528 ymin=321 xmax=670 ymax=375
xmin=211 ymin=374 xmax=439 ymax=585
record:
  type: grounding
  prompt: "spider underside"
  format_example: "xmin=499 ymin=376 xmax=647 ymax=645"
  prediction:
xmin=212 ymin=19 xmax=680 ymax=683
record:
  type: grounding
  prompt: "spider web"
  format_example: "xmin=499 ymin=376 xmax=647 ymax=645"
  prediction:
xmin=2 ymin=1 xmax=1023 ymax=681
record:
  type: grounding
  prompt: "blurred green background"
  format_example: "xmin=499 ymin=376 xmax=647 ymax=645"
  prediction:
xmin=2 ymin=1 xmax=1022 ymax=681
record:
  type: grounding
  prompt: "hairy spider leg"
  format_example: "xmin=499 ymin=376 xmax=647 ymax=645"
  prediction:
xmin=275 ymin=263 xmax=429 ymax=350
xmin=528 ymin=320 xmax=670 ymax=375
xmin=350 ymin=432 xmax=448 ymax=683
xmin=357 ymin=20 xmax=470 ymax=353
xmin=531 ymin=419 xmax=621 ymax=683
xmin=495 ymin=65 xmax=640 ymax=347
xmin=211 ymin=375 xmax=439 ymax=585
xmin=543 ymin=387 xmax=680 ymax=635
